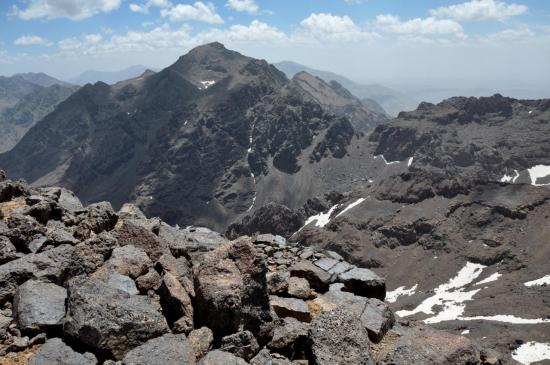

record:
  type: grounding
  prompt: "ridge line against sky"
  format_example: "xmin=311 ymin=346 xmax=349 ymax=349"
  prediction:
xmin=0 ymin=0 xmax=549 ymax=91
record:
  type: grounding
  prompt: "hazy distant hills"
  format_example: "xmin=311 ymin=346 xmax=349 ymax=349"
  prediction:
xmin=274 ymin=61 xmax=419 ymax=117
xmin=69 ymin=65 xmax=154 ymax=85
xmin=0 ymin=73 xmax=78 ymax=152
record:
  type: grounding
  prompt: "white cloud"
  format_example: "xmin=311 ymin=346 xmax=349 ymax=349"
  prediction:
xmin=299 ymin=13 xmax=379 ymax=42
xmin=430 ymin=0 xmax=528 ymax=22
xmin=160 ymin=2 xmax=223 ymax=24
xmin=480 ymin=27 xmax=535 ymax=42
xmin=199 ymin=20 xmax=286 ymax=43
xmin=226 ymin=0 xmax=259 ymax=15
xmin=129 ymin=0 xmax=171 ymax=14
xmin=375 ymin=14 xmax=465 ymax=38
xmin=14 ymin=35 xmax=52 ymax=46
xmin=13 ymin=0 xmax=122 ymax=21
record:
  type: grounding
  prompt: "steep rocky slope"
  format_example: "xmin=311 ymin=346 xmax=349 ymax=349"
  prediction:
xmin=0 ymin=43 xmax=386 ymax=231
xmin=0 ymin=84 xmax=78 ymax=153
xmin=274 ymin=60 xmax=418 ymax=117
xmin=370 ymin=95 xmax=550 ymax=184
xmin=0 ymin=172 xmax=499 ymax=364
xmin=229 ymin=95 xmax=550 ymax=364
xmin=290 ymin=72 xmax=388 ymax=132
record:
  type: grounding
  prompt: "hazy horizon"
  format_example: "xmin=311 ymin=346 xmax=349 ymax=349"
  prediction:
xmin=1 ymin=0 xmax=549 ymax=99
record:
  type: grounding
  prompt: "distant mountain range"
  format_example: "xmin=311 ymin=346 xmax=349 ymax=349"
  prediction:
xmin=0 ymin=73 xmax=78 ymax=153
xmin=274 ymin=61 xmax=419 ymax=117
xmin=0 ymin=43 xmax=387 ymax=230
xmin=69 ymin=65 xmax=153 ymax=85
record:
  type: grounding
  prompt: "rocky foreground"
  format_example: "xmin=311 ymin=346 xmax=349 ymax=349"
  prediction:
xmin=0 ymin=170 xmax=504 ymax=364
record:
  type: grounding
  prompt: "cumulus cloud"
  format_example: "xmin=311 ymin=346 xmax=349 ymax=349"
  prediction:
xmin=480 ymin=27 xmax=535 ymax=42
xmin=226 ymin=0 xmax=259 ymax=14
xmin=298 ymin=13 xmax=379 ymax=42
xmin=14 ymin=35 xmax=52 ymax=46
xmin=199 ymin=20 xmax=286 ymax=43
xmin=160 ymin=2 xmax=223 ymax=24
xmin=13 ymin=0 xmax=122 ymax=21
xmin=375 ymin=14 xmax=465 ymax=38
xmin=430 ymin=0 xmax=528 ymax=22
xmin=129 ymin=0 xmax=171 ymax=14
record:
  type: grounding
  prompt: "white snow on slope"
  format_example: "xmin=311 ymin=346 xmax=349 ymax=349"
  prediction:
xmin=386 ymin=284 xmax=418 ymax=303
xmin=528 ymin=165 xmax=550 ymax=186
xmin=474 ymin=272 xmax=501 ymax=285
xmin=460 ymin=315 xmax=550 ymax=324
xmin=375 ymin=155 xmax=400 ymax=165
xmin=500 ymin=170 xmax=519 ymax=183
xmin=524 ymin=275 xmax=550 ymax=287
xmin=396 ymin=262 xmax=486 ymax=324
xmin=200 ymin=80 xmax=216 ymax=89
xmin=407 ymin=157 xmax=414 ymax=167
xmin=335 ymin=198 xmax=365 ymax=218
xmin=303 ymin=204 xmax=340 ymax=229
xmin=512 ymin=342 xmax=550 ymax=365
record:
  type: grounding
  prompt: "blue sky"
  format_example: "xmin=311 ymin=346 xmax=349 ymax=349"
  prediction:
xmin=1 ymin=0 xmax=549 ymax=93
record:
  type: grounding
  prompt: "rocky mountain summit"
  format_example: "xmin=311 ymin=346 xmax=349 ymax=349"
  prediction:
xmin=0 ymin=43 xmax=386 ymax=231
xmin=0 ymin=171 xmax=501 ymax=365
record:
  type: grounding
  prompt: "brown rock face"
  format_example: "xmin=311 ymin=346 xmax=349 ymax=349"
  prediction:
xmin=193 ymin=237 xmax=273 ymax=340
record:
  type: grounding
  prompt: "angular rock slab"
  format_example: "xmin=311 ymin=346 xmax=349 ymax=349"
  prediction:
xmin=308 ymin=307 xmax=374 ymax=365
xmin=338 ymin=267 xmax=386 ymax=300
xmin=270 ymin=295 xmax=312 ymax=322
xmin=198 ymin=350 xmax=248 ymax=365
xmin=30 ymin=338 xmax=97 ymax=365
xmin=361 ymin=298 xmax=395 ymax=343
xmin=63 ymin=277 xmax=169 ymax=359
xmin=122 ymin=333 xmax=195 ymax=365
xmin=269 ymin=317 xmax=309 ymax=359
xmin=14 ymin=279 xmax=67 ymax=331
xmin=289 ymin=261 xmax=332 ymax=292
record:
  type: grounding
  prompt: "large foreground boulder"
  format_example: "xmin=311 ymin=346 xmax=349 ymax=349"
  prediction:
xmin=198 ymin=350 xmax=248 ymax=365
xmin=308 ymin=307 xmax=374 ymax=365
xmin=30 ymin=338 xmax=97 ymax=365
xmin=14 ymin=279 xmax=67 ymax=331
xmin=122 ymin=333 xmax=195 ymax=365
xmin=63 ymin=277 xmax=169 ymax=359
xmin=194 ymin=237 xmax=272 ymax=340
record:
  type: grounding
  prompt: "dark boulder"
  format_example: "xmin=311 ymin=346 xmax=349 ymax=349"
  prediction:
xmin=122 ymin=333 xmax=195 ymax=365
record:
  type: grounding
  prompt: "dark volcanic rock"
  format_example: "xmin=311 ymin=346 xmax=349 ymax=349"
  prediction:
xmin=122 ymin=333 xmax=195 ymax=365
xmin=193 ymin=237 xmax=273 ymax=340
xmin=289 ymin=260 xmax=332 ymax=292
xmin=308 ymin=307 xmax=374 ymax=365
xmin=338 ymin=267 xmax=386 ymax=300
xmin=220 ymin=330 xmax=260 ymax=361
xmin=198 ymin=350 xmax=248 ymax=365
xmin=226 ymin=202 xmax=304 ymax=239
xmin=29 ymin=338 xmax=97 ymax=365
xmin=63 ymin=277 xmax=169 ymax=359
xmin=14 ymin=279 xmax=67 ymax=331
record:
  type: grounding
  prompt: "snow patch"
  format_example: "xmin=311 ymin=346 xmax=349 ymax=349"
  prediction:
xmin=474 ymin=272 xmax=501 ymax=285
xmin=386 ymin=284 xmax=418 ymax=303
xmin=461 ymin=329 xmax=470 ymax=335
xmin=303 ymin=205 xmax=340 ymax=229
xmin=527 ymin=165 xmax=550 ymax=186
xmin=335 ymin=198 xmax=365 ymax=218
xmin=199 ymin=80 xmax=216 ymax=89
xmin=524 ymin=275 xmax=550 ymax=287
xmin=407 ymin=157 xmax=414 ymax=167
xmin=395 ymin=262 xmax=486 ymax=324
xmin=460 ymin=315 xmax=550 ymax=324
xmin=500 ymin=170 xmax=519 ymax=183
xmin=512 ymin=342 xmax=550 ymax=365
xmin=375 ymin=155 xmax=400 ymax=165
